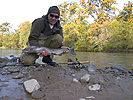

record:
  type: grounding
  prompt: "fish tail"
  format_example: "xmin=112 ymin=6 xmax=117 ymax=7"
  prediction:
xmin=69 ymin=46 xmax=76 ymax=55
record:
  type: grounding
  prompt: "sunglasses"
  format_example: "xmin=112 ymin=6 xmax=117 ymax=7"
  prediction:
xmin=50 ymin=14 xmax=59 ymax=19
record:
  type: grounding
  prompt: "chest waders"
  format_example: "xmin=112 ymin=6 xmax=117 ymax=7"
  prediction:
xmin=20 ymin=33 xmax=63 ymax=64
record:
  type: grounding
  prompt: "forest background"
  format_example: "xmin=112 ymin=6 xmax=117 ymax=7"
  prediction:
xmin=0 ymin=0 xmax=133 ymax=52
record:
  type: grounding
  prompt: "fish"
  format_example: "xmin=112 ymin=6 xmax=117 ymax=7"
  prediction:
xmin=22 ymin=46 xmax=76 ymax=56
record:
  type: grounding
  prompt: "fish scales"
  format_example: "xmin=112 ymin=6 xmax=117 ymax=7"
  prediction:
xmin=22 ymin=46 xmax=76 ymax=56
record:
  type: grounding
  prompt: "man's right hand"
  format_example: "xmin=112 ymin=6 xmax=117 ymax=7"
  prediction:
xmin=37 ymin=51 xmax=47 ymax=57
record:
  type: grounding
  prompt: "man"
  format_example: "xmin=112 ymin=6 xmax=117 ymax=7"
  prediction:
xmin=20 ymin=6 xmax=69 ymax=66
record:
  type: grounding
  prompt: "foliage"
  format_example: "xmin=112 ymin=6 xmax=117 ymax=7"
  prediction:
xmin=0 ymin=21 xmax=31 ymax=49
xmin=0 ymin=0 xmax=133 ymax=53
xmin=17 ymin=21 xmax=31 ymax=48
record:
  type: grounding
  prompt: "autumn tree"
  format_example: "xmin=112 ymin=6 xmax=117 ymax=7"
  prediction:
xmin=17 ymin=21 xmax=31 ymax=48
xmin=0 ymin=22 xmax=11 ymax=47
xmin=117 ymin=1 xmax=133 ymax=21
xmin=102 ymin=1 xmax=133 ymax=52
xmin=80 ymin=0 xmax=118 ymax=24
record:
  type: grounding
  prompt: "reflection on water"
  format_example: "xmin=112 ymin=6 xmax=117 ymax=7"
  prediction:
xmin=0 ymin=49 xmax=133 ymax=70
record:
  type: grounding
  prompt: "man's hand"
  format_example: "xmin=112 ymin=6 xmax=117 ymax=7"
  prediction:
xmin=37 ymin=51 xmax=47 ymax=57
xmin=61 ymin=46 xmax=70 ymax=54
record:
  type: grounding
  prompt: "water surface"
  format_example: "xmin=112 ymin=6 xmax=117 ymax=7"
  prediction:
xmin=0 ymin=49 xmax=133 ymax=70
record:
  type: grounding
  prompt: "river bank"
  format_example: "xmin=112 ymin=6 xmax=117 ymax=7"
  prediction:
xmin=0 ymin=57 xmax=133 ymax=100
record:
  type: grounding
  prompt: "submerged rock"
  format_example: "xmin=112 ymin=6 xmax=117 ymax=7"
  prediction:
xmin=23 ymin=79 xmax=40 ymax=93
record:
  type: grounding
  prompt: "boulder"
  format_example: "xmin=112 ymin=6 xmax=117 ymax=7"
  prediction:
xmin=23 ymin=79 xmax=40 ymax=93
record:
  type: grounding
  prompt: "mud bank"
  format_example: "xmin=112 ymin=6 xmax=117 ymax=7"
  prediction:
xmin=0 ymin=64 xmax=133 ymax=100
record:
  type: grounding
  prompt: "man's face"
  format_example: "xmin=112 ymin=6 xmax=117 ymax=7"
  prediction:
xmin=48 ymin=13 xmax=59 ymax=25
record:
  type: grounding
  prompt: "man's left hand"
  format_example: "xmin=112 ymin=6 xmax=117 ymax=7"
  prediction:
xmin=61 ymin=46 xmax=70 ymax=54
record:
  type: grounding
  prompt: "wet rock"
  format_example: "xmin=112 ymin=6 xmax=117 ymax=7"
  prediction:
xmin=0 ymin=57 xmax=9 ymax=63
xmin=12 ymin=74 xmax=25 ymax=79
xmin=80 ymin=74 xmax=90 ymax=83
xmin=0 ymin=62 xmax=7 ymax=68
xmin=10 ymin=57 xmax=20 ymax=62
xmin=31 ymin=90 xmax=45 ymax=99
xmin=0 ymin=87 xmax=2 ymax=92
xmin=88 ymin=84 xmax=101 ymax=91
xmin=73 ymin=78 xmax=79 ymax=83
xmin=10 ymin=55 xmax=15 ymax=57
xmin=128 ymin=69 xmax=133 ymax=76
xmin=23 ymin=79 xmax=40 ymax=93
xmin=6 ymin=62 xmax=19 ymax=66
xmin=1 ymin=71 xmax=10 ymax=75
xmin=86 ymin=96 xmax=95 ymax=99
xmin=79 ymin=98 xmax=86 ymax=100
xmin=87 ymin=64 xmax=97 ymax=72
xmin=72 ymin=74 xmax=75 ymax=77
xmin=111 ymin=66 xmax=127 ymax=74
xmin=8 ymin=67 xmax=20 ymax=73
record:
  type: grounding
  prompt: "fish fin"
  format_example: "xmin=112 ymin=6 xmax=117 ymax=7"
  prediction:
xmin=69 ymin=46 xmax=76 ymax=55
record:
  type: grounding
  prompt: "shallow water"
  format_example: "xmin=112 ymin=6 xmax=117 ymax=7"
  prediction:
xmin=0 ymin=49 xmax=133 ymax=70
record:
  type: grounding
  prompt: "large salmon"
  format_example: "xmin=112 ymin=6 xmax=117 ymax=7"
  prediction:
xmin=22 ymin=46 xmax=76 ymax=56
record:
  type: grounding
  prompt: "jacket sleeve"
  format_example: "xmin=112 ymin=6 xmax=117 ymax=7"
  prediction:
xmin=28 ymin=19 xmax=43 ymax=46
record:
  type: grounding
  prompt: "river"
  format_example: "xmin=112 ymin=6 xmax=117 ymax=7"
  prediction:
xmin=0 ymin=49 xmax=133 ymax=70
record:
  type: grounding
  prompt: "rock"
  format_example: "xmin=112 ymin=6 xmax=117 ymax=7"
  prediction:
xmin=73 ymin=78 xmax=79 ymax=83
xmin=31 ymin=90 xmax=45 ymax=99
xmin=128 ymin=69 xmax=133 ymax=76
xmin=111 ymin=66 xmax=127 ymax=74
xmin=86 ymin=96 xmax=95 ymax=99
xmin=23 ymin=79 xmax=40 ymax=93
xmin=8 ymin=67 xmax=20 ymax=73
xmin=88 ymin=84 xmax=101 ymax=91
xmin=6 ymin=62 xmax=18 ymax=66
xmin=0 ymin=87 xmax=2 ymax=92
xmin=72 ymin=74 xmax=75 ymax=77
xmin=0 ymin=57 xmax=9 ymax=63
xmin=1 ymin=71 xmax=11 ymax=75
xmin=10 ymin=57 xmax=20 ymax=62
xmin=79 ymin=98 xmax=86 ymax=100
xmin=87 ymin=64 xmax=97 ymax=72
xmin=0 ymin=62 xmax=7 ymax=68
xmin=80 ymin=74 xmax=90 ymax=83
xmin=12 ymin=74 xmax=25 ymax=79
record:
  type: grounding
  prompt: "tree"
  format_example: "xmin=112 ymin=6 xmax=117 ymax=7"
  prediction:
xmin=0 ymin=22 xmax=11 ymax=47
xmin=117 ymin=1 xmax=133 ymax=21
xmin=80 ymin=0 xmax=118 ymax=24
xmin=17 ymin=21 xmax=31 ymax=48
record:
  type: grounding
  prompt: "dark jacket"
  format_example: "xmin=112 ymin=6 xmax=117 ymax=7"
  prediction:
xmin=28 ymin=15 xmax=63 ymax=46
